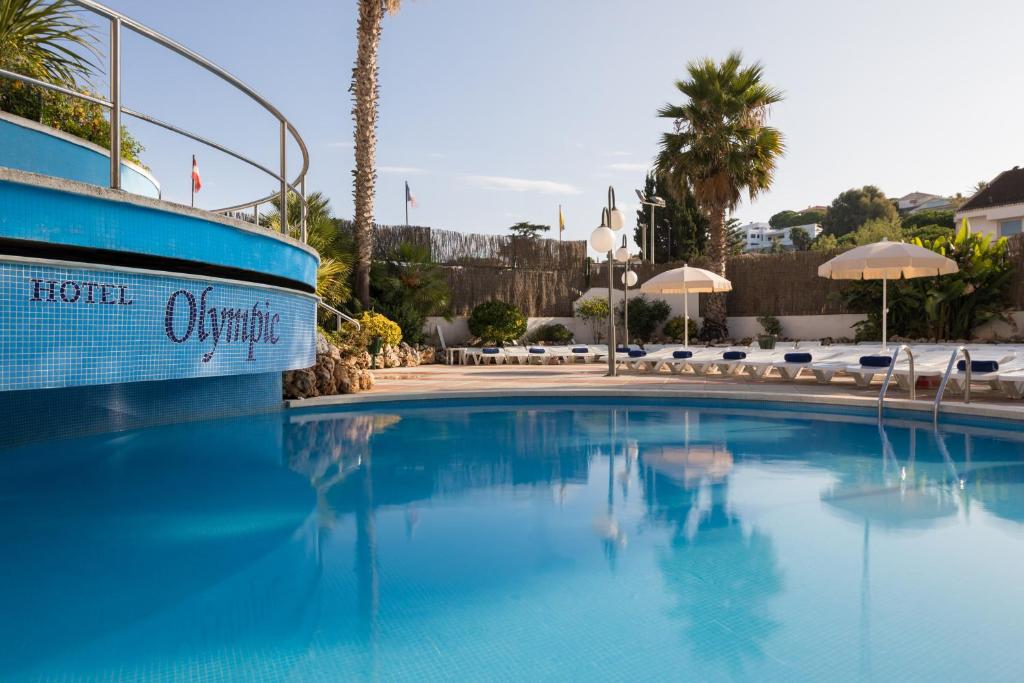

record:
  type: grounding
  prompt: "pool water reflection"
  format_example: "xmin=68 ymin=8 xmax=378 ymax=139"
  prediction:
xmin=2 ymin=399 xmax=1024 ymax=681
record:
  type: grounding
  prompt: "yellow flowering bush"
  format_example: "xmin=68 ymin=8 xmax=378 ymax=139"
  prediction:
xmin=358 ymin=311 xmax=402 ymax=347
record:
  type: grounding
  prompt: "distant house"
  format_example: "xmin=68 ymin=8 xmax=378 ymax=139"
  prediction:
xmin=956 ymin=166 xmax=1024 ymax=238
xmin=895 ymin=191 xmax=953 ymax=214
xmin=740 ymin=221 xmax=822 ymax=252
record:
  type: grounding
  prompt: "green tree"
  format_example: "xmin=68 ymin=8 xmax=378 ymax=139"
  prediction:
xmin=508 ymin=221 xmax=551 ymax=239
xmin=904 ymin=223 xmax=954 ymax=243
xmin=726 ymin=217 xmax=746 ymax=255
xmin=847 ymin=216 xmax=903 ymax=245
xmin=902 ymin=209 xmax=954 ymax=231
xmin=789 ymin=226 xmax=812 ymax=251
xmin=811 ymin=233 xmax=839 ymax=252
xmin=633 ymin=173 xmax=709 ymax=261
xmin=771 ymin=207 xmax=825 ymax=229
xmin=264 ymin=191 xmax=353 ymax=308
xmin=821 ymin=185 xmax=898 ymax=237
xmin=468 ymin=300 xmax=527 ymax=345
xmin=655 ymin=52 xmax=785 ymax=339
xmin=371 ymin=242 xmax=451 ymax=344
xmin=615 ymin=295 xmax=671 ymax=343
xmin=575 ymin=297 xmax=610 ymax=343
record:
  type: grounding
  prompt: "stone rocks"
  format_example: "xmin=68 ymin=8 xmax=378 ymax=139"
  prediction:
xmin=283 ymin=332 xmax=376 ymax=400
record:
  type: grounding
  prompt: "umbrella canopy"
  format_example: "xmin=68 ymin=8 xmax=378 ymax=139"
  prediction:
xmin=817 ymin=239 xmax=958 ymax=350
xmin=640 ymin=265 xmax=733 ymax=294
xmin=817 ymin=239 xmax=958 ymax=280
xmin=640 ymin=265 xmax=732 ymax=347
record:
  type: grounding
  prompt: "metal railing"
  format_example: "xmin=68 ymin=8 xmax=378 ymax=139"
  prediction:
xmin=933 ymin=346 xmax=972 ymax=425
xmin=877 ymin=345 xmax=915 ymax=421
xmin=318 ymin=301 xmax=361 ymax=331
xmin=0 ymin=0 xmax=308 ymax=241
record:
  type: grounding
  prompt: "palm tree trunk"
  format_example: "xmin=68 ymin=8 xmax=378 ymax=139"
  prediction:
xmin=352 ymin=0 xmax=384 ymax=307
xmin=703 ymin=206 xmax=729 ymax=340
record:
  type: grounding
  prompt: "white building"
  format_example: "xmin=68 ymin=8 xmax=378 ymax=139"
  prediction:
xmin=740 ymin=222 xmax=823 ymax=252
xmin=956 ymin=166 xmax=1024 ymax=239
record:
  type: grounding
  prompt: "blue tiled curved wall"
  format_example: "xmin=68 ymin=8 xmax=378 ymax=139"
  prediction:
xmin=0 ymin=177 xmax=319 ymax=289
xmin=0 ymin=259 xmax=316 ymax=392
xmin=0 ymin=116 xmax=160 ymax=199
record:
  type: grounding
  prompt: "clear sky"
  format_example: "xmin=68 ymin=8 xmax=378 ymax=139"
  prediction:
xmin=102 ymin=0 xmax=1024 ymax=254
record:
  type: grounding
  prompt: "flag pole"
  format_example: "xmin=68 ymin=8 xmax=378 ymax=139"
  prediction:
xmin=191 ymin=155 xmax=195 ymax=208
xmin=559 ymin=204 xmax=562 ymax=242
xmin=405 ymin=181 xmax=409 ymax=226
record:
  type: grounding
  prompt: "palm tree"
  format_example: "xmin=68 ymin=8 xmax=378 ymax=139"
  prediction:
xmin=0 ymin=0 xmax=97 ymax=119
xmin=264 ymin=191 xmax=353 ymax=307
xmin=655 ymin=52 xmax=784 ymax=339
xmin=0 ymin=0 xmax=96 ymax=83
xmin=351 ymin=0 xmax=402 ymax=307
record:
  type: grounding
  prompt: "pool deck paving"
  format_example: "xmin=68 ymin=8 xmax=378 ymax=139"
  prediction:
xmin=287 ymin=362 xmax=1024 ymax=423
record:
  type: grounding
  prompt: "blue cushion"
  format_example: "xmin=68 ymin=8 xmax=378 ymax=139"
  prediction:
xmin=723 ymin=351 xmax=746 ymax=360
xmin=482 ymin=347 xmax=500 ymax=354
xmin=673 ymin=350 xmax=693 ymax=359
xmin=784 ymin=352 xmax=813 ymax=363
xmin=528 ymin=347 xmax=545 ymax=354
xmin=628 ymin=349 xmax=647 ymax=358
xmin=860 ymin=355 xmax=892 ymax=367
xmin=572 ymin=346 xmax=589 ymax=353
xmin=959 ymin=359 xmax=999 ymax=373
xmin=616 ymin=344 xmax=629 ymax=353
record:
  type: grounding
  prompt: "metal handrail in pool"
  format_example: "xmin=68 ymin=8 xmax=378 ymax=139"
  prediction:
xmin=933 ymin=346 xmax=972 ymax=425
xmin=878 ymin=345 xmax=915 ymax=422
xmin=0 ymin=0 xmax=309 ymax=242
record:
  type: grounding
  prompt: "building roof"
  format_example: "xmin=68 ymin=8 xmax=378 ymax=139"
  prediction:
xmin=959 ymin=166 xmax=1024 ymax=212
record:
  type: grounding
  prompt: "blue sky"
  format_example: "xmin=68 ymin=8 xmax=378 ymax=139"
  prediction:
xmin=104 ymin=0 xmax=1024 ymax=253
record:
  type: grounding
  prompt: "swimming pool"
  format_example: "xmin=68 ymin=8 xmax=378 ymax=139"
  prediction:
xmin=3 ymin=397 xmax=1024 ymax=681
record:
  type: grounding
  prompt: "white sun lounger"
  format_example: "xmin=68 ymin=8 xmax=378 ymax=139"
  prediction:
xmin=685 ymin=348 xmax=753 ymax=375
xmin=619 ymin=347 xmax=689 ymax=372
xmin=997 ymin=368 xmax=1024 ymax=399
xmin=710 ymin=349 xmax=784 ymax=376
xmin=809 ymin=349 xmax=883 ymax=384
xmin=889 ymin=351 xmax=1017 ymax=392
xmin=646 ymin=348 xmax=718 ymax=374
xmin=945 ymin=354 xmax=1024 ymax=394
xmin=742 ymin=348 xmax=844 ymax=380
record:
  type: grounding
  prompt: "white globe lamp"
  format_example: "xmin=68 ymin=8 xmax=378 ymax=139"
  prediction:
xmin=590 ymin=226 xmax=615 ymax=253
xmin=622 ymin=270 xmax=638 ymax=287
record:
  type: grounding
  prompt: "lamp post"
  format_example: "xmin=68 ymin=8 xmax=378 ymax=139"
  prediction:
xmin=636 ymin=189 xmax=666 ymax=264
xmin=590 ymin=186 xmax=625 ymax=377
xmin=615 ymin=236 xmax=637 ymax=345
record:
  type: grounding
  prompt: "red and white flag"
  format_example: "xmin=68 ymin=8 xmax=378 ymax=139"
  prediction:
xmin=192 ymin=155 xmax=202 ymax=193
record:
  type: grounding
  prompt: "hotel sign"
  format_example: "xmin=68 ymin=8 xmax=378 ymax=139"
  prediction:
xmin=3 ymin=261 xmax=315 ymax=392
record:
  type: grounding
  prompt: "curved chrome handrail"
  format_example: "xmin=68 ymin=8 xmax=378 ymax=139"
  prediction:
xmin=0 ymin=0 xmax=309 ymax=240
xmin=933 ymin=346 xmax=972 ymax=425
xmin=878 ymin=344 xmax=915 ymax=422
xmin=318 ymin=301 xmax=361 ymax=331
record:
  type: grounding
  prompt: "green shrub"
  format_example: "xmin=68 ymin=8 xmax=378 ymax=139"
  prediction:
xmin=575 ymin=297 xmax=610 ymax=343
xmin=370 ymin=242 xmax=451 ymax=344
xmin=757 ymin=314 xmax=782 ymax=337
xmin=663 ymin=316 xmax=698 ymax=341
xmin=528 ymin=323 xmax=574 ymax=344
xmin=358 ymin=311 xmax=402 ymax=347
xmin=840 ymin=221 xmax=1015 ymax=340
xmin=468 ymin=300 xmax=527 ymax=345
xmin=616 ymin=296 xmax=671 ymax=343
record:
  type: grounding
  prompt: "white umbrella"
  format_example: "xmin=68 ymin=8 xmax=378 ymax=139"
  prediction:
xmin=818 ymin=238 xmax=958 ymax=351
xmin=640 ymin=264 xmax=732 ymax=347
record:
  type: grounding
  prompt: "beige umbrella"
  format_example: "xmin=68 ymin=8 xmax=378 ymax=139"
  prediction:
xmin=817 ymin=239 xmax=958 ymax=351
xmin=640 ymin=264 xmax=732 ymax=347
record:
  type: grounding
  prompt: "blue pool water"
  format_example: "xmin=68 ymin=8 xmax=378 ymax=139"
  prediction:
xmin=3 ymin=398 xmax=1024 ymax=681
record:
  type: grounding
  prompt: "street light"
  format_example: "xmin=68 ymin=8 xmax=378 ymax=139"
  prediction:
xmin=589 ymin=187 xmax=624 ymax=377
xmin=636 ymin=189 xmax=666 ymax=265
xmin=616 ymin=236 xmax=637 ymax=345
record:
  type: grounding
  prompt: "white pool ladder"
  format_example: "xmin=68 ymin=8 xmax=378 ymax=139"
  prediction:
xmin=878 ymin=345 xmax=915 ymax=422
xmin=933 ymin=346 xmax=972 ymax=425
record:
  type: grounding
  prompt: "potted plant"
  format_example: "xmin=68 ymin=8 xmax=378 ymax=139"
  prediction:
xmin=756 ymin=314 xmax=782 ymax=350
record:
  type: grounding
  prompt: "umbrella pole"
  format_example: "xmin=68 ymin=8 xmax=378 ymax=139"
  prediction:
xmin=882 ymin=277 xmax=888 ymax=352
xmin=684 ymin=289 xmax=689 ymax=348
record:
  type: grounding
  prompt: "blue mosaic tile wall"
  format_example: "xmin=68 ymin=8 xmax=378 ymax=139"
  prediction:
xmin=0 ymin=177 xmax=318 ymax=288
xmin=0 ymin=259 xmax=316 ymax=392
xmin=0 ymin=372 xmax=283 ymax=449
